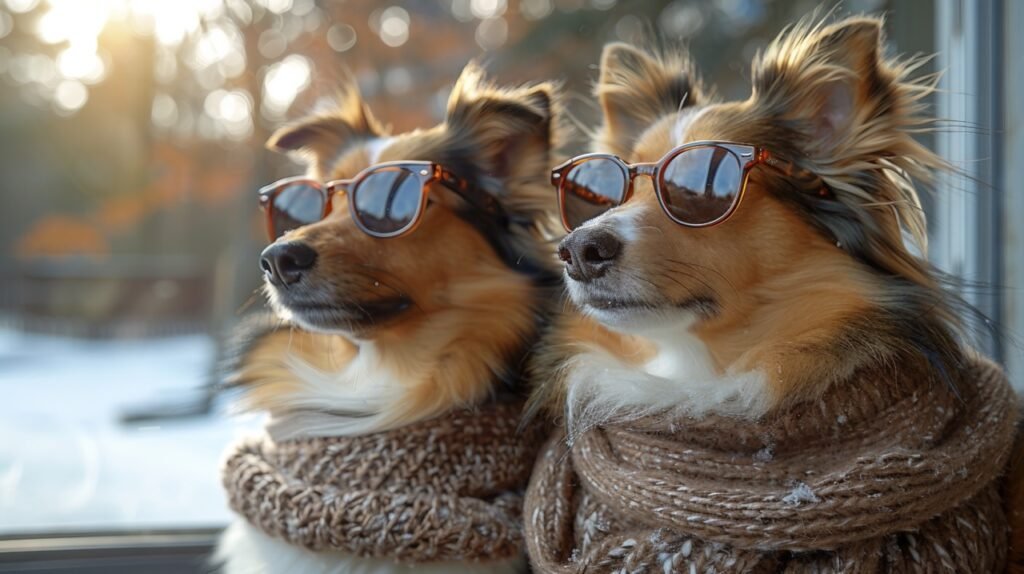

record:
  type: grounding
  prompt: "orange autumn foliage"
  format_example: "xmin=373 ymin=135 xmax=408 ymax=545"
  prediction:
xmin=95 ymin=195 xmax=149 ymax=233
xmin=16 ymin=215 xmax=110 ymax=259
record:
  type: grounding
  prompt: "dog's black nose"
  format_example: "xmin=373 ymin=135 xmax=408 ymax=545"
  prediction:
xmin=558 ymin=228 xmax=622 ymax=282
xmin=260 ymin=241 xmax=317 ymax=286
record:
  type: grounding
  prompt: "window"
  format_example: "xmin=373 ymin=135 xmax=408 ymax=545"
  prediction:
xmin=933 ymin=0 xmax=1020 ymax=388
xmin=0 ymin=0 xmax=1018 ymax=568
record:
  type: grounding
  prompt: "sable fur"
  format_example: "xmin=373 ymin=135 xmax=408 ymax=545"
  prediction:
xmin=223 ymin=64 xmax=565 ymax=437
xmin=593 ymin=41 xmax=709 ymax=158
xmin=531 ymin=13 xmax=1024 ymax=565
xmin=531 ymin=16 xmax=977 ymax=421
xmin=532 ymin=14 xmax=978 ymax=444
xmin=217 ymin=64 xmax=565 ymax=574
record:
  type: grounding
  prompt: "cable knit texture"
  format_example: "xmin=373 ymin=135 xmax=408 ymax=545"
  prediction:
xmin=524 ymin=356 xmax=1018 ymax=573
xmin=223 ymin=400 xmax=543 ymax=564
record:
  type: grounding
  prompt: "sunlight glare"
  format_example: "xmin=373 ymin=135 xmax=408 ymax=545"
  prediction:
xmin=128 ymin=0 xmax=217 ymax=46
xmin=190 ymin=22 xmax=245 ymax=77
xmin=5 ymin=0 xmax=40 ymax=14
xmin=262 ymin=54 xmax=311 ymax=119
xmin=36 ymin=0 xmax=113 ymax=46
xmin=56 ymin=46 xmax=106 ymax=83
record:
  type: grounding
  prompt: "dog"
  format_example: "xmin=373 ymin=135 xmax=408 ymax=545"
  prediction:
xmin=531 ymin=15 xmax=968 ymax=436
xmin=214 ymin=63 xmax=561 ymax=574
xmin=526 ymin=15 xmax=1024 ymax=570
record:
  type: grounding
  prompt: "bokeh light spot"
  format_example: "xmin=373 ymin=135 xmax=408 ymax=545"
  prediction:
xmin=260 ymin=0 xmax=292 ymax=15
xmin=660 ymin=2 xmax=705 ymax=38
xmin=5 ymin=0 xmax=40 ymax=14
xmin=151 ymin=93 xmax=178 ymax=129
xmin=377 ymin=6 xmax=409 ymax=48
xmin=520 ymin=0 xmax=553 ymax=20
xmin=384 ymin=66 xmax=412 ymax=95
xmin=262 ymin=54 xmax=311 ymax=119
xmin=475 ymin=17 xmax=507 ymax=50
xmin=57 ymin=47 xmax=106 ymax=83
xmin=54 ymin=79 xmax=87 ymax=113
xmin=257 ymin=29 xmax=286 ymax=59
xmin=615 ymin=14 xmax=642 ymax=42
xmin=450 ymin=0 xmax=473 ymax=23
xmin=470 ymin=0 xmax=506 ymax=20
xmin=327 ymin=23 xmax=356 ymax=53
xmin=0 ymin=11 xmax=13 ymax=39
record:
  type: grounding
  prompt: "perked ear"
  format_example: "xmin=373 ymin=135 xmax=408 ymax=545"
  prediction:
xmin=750 ymin=15 xmax=945 ymax=258
xmin=751 ymin=17 xmax=895 ymax=158
xmin=266 ymin=82 xmax=384 ymax=175
xmin=444 ymin=62 xmax=558 ymax=181
xmin=596 ymin=42 xmax=706 ymax=156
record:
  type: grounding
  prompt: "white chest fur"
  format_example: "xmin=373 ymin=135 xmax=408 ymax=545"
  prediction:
xmin=563 ymin=319 xmax=769 ymax=436
xmin=217 ymin=332 xmax=527 ymax=572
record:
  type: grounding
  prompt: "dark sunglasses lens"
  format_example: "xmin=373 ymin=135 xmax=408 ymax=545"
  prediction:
xmin=660 ymin=146 xmax=743 ymax=225
xmin=351 ymin=167 xmax=423 ymax=236
xmin=560 ymin=158 xmax=627 ymax=230
xmin=270 ymin=183 xmax=325 ymax=238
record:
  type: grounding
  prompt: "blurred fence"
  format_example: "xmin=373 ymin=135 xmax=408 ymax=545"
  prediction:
xmin=0 ymin=257 xmax=213 ymax=338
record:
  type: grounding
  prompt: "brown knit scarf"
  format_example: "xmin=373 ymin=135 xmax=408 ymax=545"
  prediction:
xmin=525 ymin=356 xmax=1018 ymax=573
xmin=223 ymin=400 xmax=543 ymax=564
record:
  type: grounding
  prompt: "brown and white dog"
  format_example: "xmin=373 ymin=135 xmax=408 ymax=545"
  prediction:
xmin=215 ymin=64 xmax=562 ymax=574
xmin=530 ymin=16 xmax=967 ymax=434
xmin=529 ymin=16 xmax=1024 ymax=564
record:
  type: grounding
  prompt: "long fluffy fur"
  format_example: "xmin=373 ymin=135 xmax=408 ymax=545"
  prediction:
xmin=594 ymin=41 xmax=709 ymax=157
xmin=529 ymin=14 xmax=977 ymax=432
xmin=218 ymin=64 xmax=564 ymax=574
xmin=441 ymin=63 xmax=566 ymax=274
xmin=745 ymin=16 xmax=971 ymax=389
xmin=228 ymin=64 xmax=565 ymax=434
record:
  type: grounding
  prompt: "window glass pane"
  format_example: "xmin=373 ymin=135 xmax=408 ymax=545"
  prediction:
xmin=5 ymin=0 xmax=1008 ymax=541
xmin=0 ymin=329 xmax=259 ymax=533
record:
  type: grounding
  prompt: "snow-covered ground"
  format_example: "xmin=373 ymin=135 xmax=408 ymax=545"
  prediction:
xmin=0 ymin=329 xmax=261 ymax=535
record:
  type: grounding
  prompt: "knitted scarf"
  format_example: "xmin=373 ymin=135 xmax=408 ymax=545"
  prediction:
xmin=524 ymin=356 xmax=1018 ymax=573
xmin=223 ymin=400 xmax=543 ymax=564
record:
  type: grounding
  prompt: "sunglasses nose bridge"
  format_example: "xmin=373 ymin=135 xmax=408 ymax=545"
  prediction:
xmin=632 ymin=163 xmax=658 ymax=179
xmin=324 ymin=180 xmax=349 ymax=199
xmin=627 ymin=164 xmax=658 ymax=198
xmin=326 ymin=180 xmax=359 ymax=217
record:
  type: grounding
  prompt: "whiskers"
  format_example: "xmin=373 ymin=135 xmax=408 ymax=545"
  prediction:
xmin=665 ymin=258 xmax=734 ymax=297
xmin=235 ymin=287 xmax=266 ymax=316
xmin=608 ymin=260 xmax=725 ymax=315
xmin=349 ymin=263 xmax=424 ymax=316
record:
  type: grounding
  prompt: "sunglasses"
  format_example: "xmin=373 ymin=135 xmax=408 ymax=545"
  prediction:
xmin=258 ymin=161 xmax=503 ymax=240
xmin=551 ymin=141 xmax=824 ymax=231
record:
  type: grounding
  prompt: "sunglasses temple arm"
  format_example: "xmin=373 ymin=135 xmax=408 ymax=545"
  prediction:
xmin=761 ymin=156 xmax=833 ymax=197
xmin=440 ymin=180 xmax=509 ymax=222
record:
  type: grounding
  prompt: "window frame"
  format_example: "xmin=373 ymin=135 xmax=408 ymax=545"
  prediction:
xmin=0 ymin=528 xmax=220 ymax=573
xmin=933 ymin=0 xmax=1012 ymax=377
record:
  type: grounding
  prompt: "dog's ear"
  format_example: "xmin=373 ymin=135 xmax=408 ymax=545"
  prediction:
xmin=751 ymin=16 xmax=945 ymax=266
xmin=266 ymin=82 xmax=383 ymax=175
xmin=596 ymin=43 xmax=705 ymax=156
xmin=444 ymin=63 xmax=557 ymax=182
xmin=750 ymin=17 xmax=897 ymax=159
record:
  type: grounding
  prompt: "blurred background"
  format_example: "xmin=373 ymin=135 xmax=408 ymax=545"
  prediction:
xmin=0 ymin=0 xmax=1018 ymax=544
